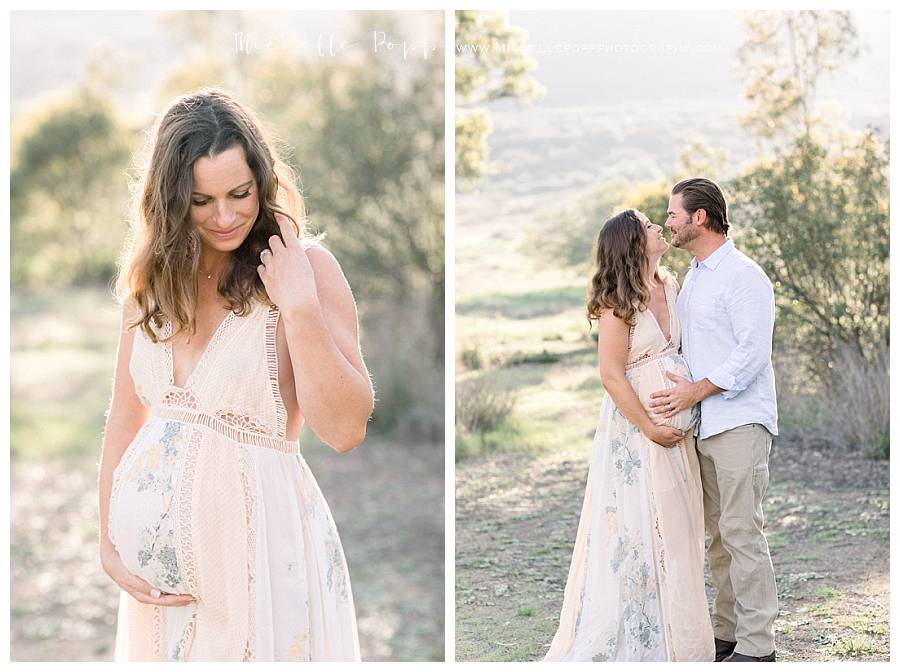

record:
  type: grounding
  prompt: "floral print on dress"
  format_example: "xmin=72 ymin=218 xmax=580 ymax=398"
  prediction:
xmin=610 ymin=409 xmax=642 ymax=486
xmin=665 ymin=353 xmax=701 ymax=431
xmin=573 ymin=530 xmax=592 ymax=635
xmin=592 ymin=635 xmax=619 ymax=662
xmin=284 ymin=631 xmax=311 ymax=660
xmin=114 ymin=298 xmax=361 ymax=661
xmin=121 ymin=421 xmax=188 ymax=594
xmin=324 ymin=525 xmax=349 ymax=602
xmin=136 ymin=520 xmax=182 ymax=591
xmin=610 ymin=531 xmax=662 ymax=654
xmin=545 ymin=280 xmax=715 ymax=662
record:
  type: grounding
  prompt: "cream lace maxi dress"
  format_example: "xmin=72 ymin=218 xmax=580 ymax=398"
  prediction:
xmin=107 ymin=297 xmax=360 ymax=661
xmin=544 ymin=278 xmax=715 ymax=662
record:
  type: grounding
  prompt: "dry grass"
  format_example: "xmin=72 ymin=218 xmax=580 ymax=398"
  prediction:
xmin=821 ymin=342 xmax=889 ymax=457
xmin=456 ymin=375 xmax=517 ymax=435
xmin=776 ymin=341 xmax=889 ymax=459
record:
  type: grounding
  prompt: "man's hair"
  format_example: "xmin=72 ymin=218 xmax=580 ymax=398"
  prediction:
xmin=671 ymin=177 xmax=729 ymax=235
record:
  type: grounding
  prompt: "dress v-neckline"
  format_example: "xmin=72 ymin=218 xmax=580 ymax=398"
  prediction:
xmin=646 ymin=281 xmax=673 ymax=344
xmin=166 ymin=309 xmax=236 ymax=389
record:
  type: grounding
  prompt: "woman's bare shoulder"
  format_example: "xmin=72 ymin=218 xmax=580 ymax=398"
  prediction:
xmin=303 ymin=240 xmax=339 ymax=268
xmin=119 ymin=295 xmax=141 ymax=329
xmin=596 ymin=307 xmax=631 ymax=333
xmin=304 ymin=242 xmax=357 ymax=308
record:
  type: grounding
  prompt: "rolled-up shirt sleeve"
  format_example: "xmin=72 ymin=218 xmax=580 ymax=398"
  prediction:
xmin=705 ymin=266 xmax=774 ymax=399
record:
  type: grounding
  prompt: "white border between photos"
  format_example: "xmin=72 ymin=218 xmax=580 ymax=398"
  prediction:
xmin=445 ymin=6 xmax=457 ymax=665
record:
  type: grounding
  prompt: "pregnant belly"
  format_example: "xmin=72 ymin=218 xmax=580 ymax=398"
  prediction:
xmin=629 ymin=351 xmax=700 ymax=433
xmin=108 ymin=419 xmax=193 ymax=595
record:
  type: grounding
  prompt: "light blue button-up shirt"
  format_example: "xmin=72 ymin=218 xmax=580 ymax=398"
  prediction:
xmin=677 ymin=239 xmax=778 ymax=440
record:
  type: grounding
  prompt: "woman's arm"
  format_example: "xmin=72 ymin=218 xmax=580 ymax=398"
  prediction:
xmin=596 ymin=310 xmax=684 ymax=448
xmin=97 ymin=298 xmax=148 ymax=552
xmin=281 ymin=245 xmax=374 ymax=453
xmin=97 ymin=299 xmax=195 ymax=606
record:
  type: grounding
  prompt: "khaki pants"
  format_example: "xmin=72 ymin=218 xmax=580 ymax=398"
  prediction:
xmin=697 ymin=423 xmax=778 ymax=657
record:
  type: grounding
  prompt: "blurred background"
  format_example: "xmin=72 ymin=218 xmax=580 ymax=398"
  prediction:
xmin=10 ymin=10 xmax=444 ymax=661
xmin=454 ymin=10 xmax=888 ymax=662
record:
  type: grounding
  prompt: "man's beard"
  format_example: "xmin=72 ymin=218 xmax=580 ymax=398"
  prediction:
xmin=673 ymin=222 xmax=699 ymax=248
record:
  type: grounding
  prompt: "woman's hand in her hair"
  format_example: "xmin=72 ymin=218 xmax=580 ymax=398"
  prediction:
xmin=256 ymin=212 xmax=319 ymax=316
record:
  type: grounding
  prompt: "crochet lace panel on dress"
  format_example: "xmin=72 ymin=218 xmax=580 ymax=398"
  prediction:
xmin=239 ymin=447 xmax=258 ymax=661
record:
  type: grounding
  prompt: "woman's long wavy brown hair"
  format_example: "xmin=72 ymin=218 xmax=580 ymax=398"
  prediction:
xmin=114 ymin=86 xmax=319 ymax=343
xmin=587 ymin=209 xmax=672 ymax=326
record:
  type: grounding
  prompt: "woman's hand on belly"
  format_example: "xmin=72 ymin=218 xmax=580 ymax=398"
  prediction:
xmin=100 ymin=542 xmax=195 ymax=607
xmin=644 ymin=423 xmax=686 ymax=449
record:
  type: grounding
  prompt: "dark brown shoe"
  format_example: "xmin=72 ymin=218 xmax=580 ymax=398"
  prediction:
xmin=723 ymin=650 xmax=776 ymax=662
xmin=715 ymin=638 xmax=737 ymax=662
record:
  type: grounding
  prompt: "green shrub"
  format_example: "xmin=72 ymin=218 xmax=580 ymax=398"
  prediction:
xmin=460 ymin=344 xmax=483 ymax=371
xmin=504 ymin=349 xmax=560 ymax=367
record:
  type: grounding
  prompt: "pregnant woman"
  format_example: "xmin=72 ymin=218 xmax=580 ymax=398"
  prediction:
xmin=544 ymin=209 xmax=714 ymax=661
xmin=97 ymin=88 xmax=374 ymax=661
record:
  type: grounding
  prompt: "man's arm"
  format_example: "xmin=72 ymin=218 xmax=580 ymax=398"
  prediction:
xmin=692 ymin=376 xmax=726 ymax=401
xmin=704 ymin=265 xmax=775 ymax=399
xmin=650 ymin=265 xmax=773 ymax=417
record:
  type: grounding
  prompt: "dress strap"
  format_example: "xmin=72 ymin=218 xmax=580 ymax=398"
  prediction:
xmin=265 ymin=304 xmax=288 ymax=439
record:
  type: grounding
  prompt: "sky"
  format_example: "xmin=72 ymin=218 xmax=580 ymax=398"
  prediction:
xmin=10 ymin=10 xmax=443 ymax=122
xmin=466 ymin=10 xmax=890 ymax=193
xmin=503 ymin=10 xmax=889 ymax=119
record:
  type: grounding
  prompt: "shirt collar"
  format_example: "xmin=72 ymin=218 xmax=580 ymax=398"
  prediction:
xmin=690 ymin=238 xmax=735 ymax=271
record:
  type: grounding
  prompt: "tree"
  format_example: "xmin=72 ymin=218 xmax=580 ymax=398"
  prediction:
xmin=455 ymin=11 xmax=544 ymax=181
xmin=738 ymin=11 xmax=858 ymax=144
xmin=235 ymin=12 xmax=446 ymax=437
xmin=734 ymin=11 xmax=888 ymax=454
xmin=676 ymin=139 xmax=729 ymax=181
xmin=731 ymin=131 xmax=888 ymax=373
xmin=11 ymin=88 xmax=133 ymax=287
xmin=731 ymin=130 xmax=888 ymax=453
xmin=246 ymin=12 xmax=444 ymax=340
xmin=156 ymin=11 xmax=253 ymax=101
xmin=522 ymin=133 xmax=731 ymax=282
xmin=733 ymin=10 xmax=887 ymax=373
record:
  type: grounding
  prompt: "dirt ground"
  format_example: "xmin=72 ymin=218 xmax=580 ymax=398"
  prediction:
xmin=455 ymin=437 xmax=889 ymax=662
xmin=10 ymin=438 xmax=444 ymax=662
